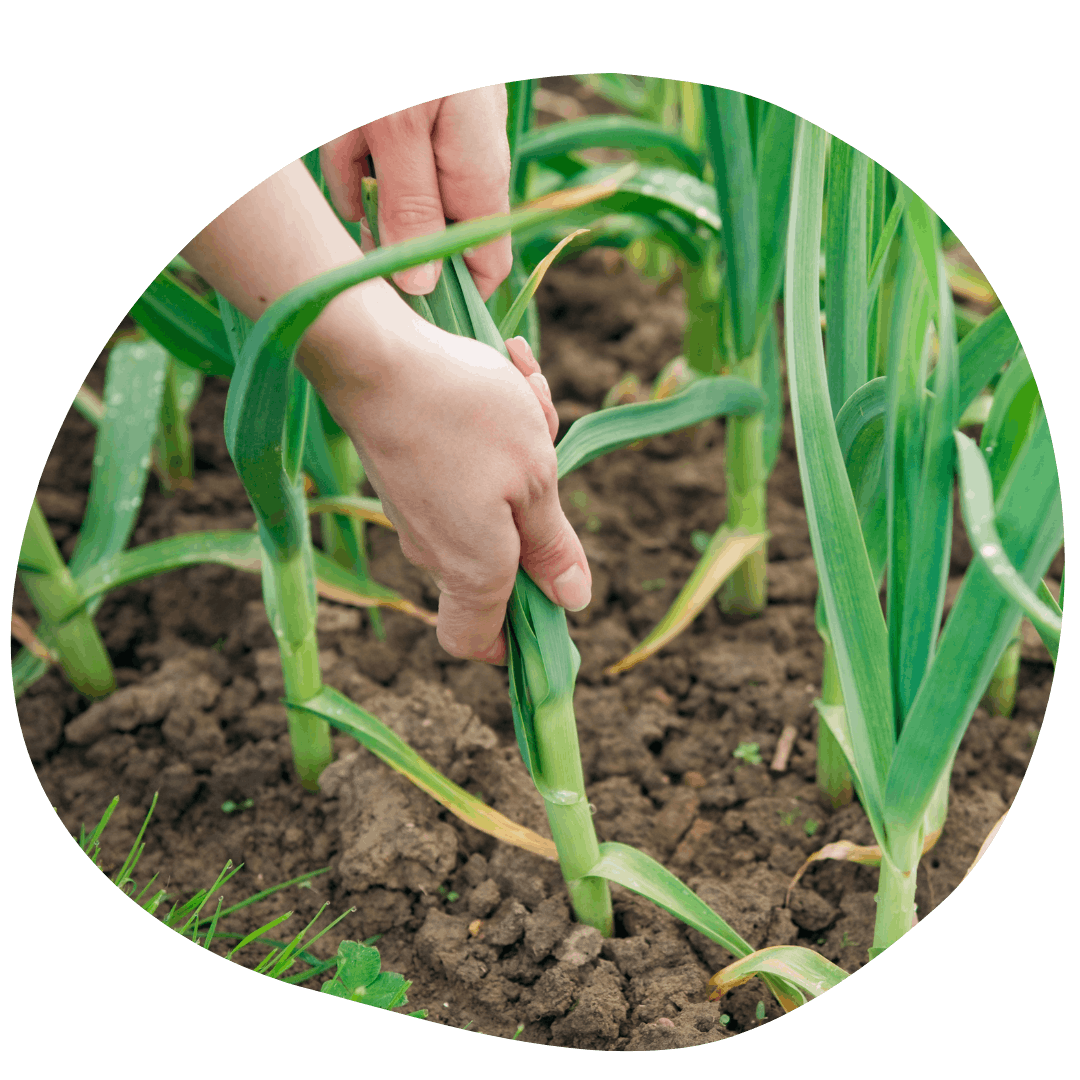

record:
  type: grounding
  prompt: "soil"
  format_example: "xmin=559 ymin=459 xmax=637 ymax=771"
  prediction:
xmin=15 ymin=246 xmax=1059 ymax=1051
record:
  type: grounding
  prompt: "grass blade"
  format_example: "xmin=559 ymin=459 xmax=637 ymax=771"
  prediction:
xmin=310 ymin=548 xmax=437 ymax=625
xmin=902 ymin=193 xmax=942 ymax=315
xmin=225 ymin=912 xmax=294 ymax=960
xmin=18 ymin=502 xmax=114 ymax=698
xmin=73 ymin=384 xmax=105 ymax=427
xmin=825 ymin=138 xmax=870 ymax=414
xmin=834 ymin=378 xmax=888 ymax=579
xmin=885 ymin=414 xmax=1062 ymax=844
xmin=506 ymin=78 xmax=536 ymax=202
xmin=955 ymin=431 xmax=1061 ymax=652
xmin=10 ymin=613 xmax=57 ymax=663
xmin=554 ymin=376 xmax=764 ymax=478
xmin=894 ymin=220 xmax=959 ymax=723
xmin=754 ymin=103 xmax=797 ymax=327
xmin=760 ymin=308 xmax=783 ymax=472
xmin=155 ymin=358 xmax=202 ymax=492
xmin=498 ymin=229 xmax=589 ymax=339
xmin=979 ymin=354 xmax=1040 ymax=491
xmin=957 ymin=306 xmax=1020 ymax=414
xmin=292 ymin=686 xmax=557 ymax=860
xmin=883 ymin=235 xmax=933 ymax=721
xmin=130 ymin=270 xmax=235 ymax=378
xmin=589 ymin=843 xmax=752 ymax=956
xmin=574 ymin=73 xmax=650 ymax=115
xmin=513 ymin=164 xmax=718 ymax=261
xmin=866 ymin=184 xmax=909 ymax=305
xmin=707 ymin=946 xmax=847 ymax=1004
xmin=70 ymin=530 xmax=434 ymax=625
xmin=604 ymin=528 xmax=766 ymax=675
xmin=587 ymin=843 xmax=809 ymax=1010
xmin=69 ymin=341 xmax=168 ymax=580
xmin=195 ymin=868 xmax=330 ymax=926
xmin=516 ymin=115 xmax=702 ymax=177
xmin=306 ymin=494 xmax=393 ymax=530
xmin=702 ymin=86 xmax=759 ymax=361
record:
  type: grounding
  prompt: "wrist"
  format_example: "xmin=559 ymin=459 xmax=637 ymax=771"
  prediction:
xmin=295 ymin=275 xmax=422 ymax=400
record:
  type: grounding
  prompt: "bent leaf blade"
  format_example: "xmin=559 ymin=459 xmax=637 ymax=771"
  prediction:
xmin=605 ymin=529 xmax=766 ymax=675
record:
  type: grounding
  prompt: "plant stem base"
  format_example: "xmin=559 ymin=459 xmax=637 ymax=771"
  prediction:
xmin=872 ymin=854 xmax=919 ymax=954
xmin=286 ymin=706 xmax=333 ymax=791
xmin=720 ymin=546 xmax=767 ymax=617
xmin=816 ymin=716 xmax=853 ymax=809
xmin=816 ymin=638 xmax=853 ymax=808
xmin=567 ymin=876 xmax=614 ymax=937
xmin=984 ymin=631 xmax=1022 ymax=717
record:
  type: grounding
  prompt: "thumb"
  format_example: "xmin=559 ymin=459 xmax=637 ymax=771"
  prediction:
xmin=515 ymin=488 xmax=592 ymax=613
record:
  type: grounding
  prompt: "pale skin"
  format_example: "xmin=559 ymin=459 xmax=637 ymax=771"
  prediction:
xmin=182 ymin=86 xmax=591 ymax=665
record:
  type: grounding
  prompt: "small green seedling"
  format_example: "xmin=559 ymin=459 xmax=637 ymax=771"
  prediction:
xmin=804 ymin=819 xmax=820 ymax=837
xmin=570 ymin=490 xmax=588 ymax=509
xmin=321 ymin=941 xmax=427 ymax=1017
xmin=733 ymin=742 xmax=763 ymax=765
xmin=755 ymin=1000 xmax=766 ymax=1020
xmin=76 ymin=795 xmax=348 ymax=987
xmin=221 ymin=799 xmax=254 ymax=814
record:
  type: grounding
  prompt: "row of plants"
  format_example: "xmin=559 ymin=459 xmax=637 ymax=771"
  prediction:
xmin=16 ymin=75 xmax=1060 ymax=1023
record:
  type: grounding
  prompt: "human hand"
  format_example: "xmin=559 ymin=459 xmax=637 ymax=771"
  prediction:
xmin=180 ymin=154 xmax=575 ymax=664
xmin=320 ymin=86 xmax=511 ymax=301
xmin=315 ymin=324 xmax=586 ymax=664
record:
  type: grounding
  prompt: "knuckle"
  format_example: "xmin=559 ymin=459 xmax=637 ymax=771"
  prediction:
xmin=435 ymin=625 xmax=472 ymax=660
xmin=381 ymin=191 xmax=444 ymax=233
xmin=478 ymin=241 xmax=513 ymax=283
xmin=372 ymin=104 xmax=436 ymax=139
xmin=396 ymin=534 xmax=425 ymax=568
xmin=521 ymin=527 xmax=568 ymax=568
xmin=518 ymin=456 xmax=557 ymax=506
xmin=452 ymin=561 xmax=513 ymax=599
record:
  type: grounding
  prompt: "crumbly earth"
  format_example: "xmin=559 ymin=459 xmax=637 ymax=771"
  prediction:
xmin=15 ymin=247 xmax=1057 ymax=1051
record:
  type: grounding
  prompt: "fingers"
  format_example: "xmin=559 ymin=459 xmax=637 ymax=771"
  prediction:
xmin=436 ymin=590 xmax=509 ymax=665
xmin=429 ymin=519 xmax=520 ymax=664
xmin=507 ymin=336 xmax=557 ymax=441
xmin=513 ymin=462 xmax=593 ymax=614
xmin=432 ymin=88 xmax=512 ymax=299
xmin=319 ymin=130 xmax=370 ymax=221
xmin=321 ymin=88 xmax=512 ymax=299
xmin=360 ymin=101 xmax=445 ymax=296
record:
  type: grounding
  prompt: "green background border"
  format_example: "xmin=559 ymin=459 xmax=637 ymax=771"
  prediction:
xmin=6 ymin=4 xmax=1071 ymax=1075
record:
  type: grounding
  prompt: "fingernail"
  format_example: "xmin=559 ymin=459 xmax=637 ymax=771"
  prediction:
xmin=552 ymin=564 xmax=590 ymax=612
xmin=394 ymin=261 xmax=439 ymax=295
xmin=529 ymin=372 xmax=552 ymax=402
xmin=510 ymin=335 xmax=535 ymax=359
